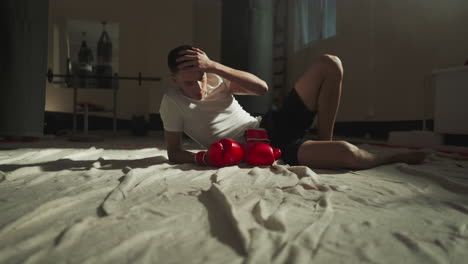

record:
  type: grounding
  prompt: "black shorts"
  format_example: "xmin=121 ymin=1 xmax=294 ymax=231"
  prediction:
xmin=260 ymin=88 xmax=316 ymax=165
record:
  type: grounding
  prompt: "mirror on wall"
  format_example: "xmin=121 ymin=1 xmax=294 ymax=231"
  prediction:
xmin=53 ymin=19 xmax=119 ymax=89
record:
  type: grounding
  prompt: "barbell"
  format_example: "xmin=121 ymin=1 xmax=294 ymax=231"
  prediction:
xmin=46 ymin=69 xmax=161 ymax=86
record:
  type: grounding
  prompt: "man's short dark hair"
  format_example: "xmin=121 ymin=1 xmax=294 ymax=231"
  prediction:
xmin=167 ymin=45 xmax=193 ymax=74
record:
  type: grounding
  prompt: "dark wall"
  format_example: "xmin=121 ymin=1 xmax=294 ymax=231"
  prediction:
xmin=0 ymin=0 xmax=48 ymax=137
xmin=221 ymin=0 xmax=273 ymax=115
xmin=221 ymin=0 xmax=250 ymax=72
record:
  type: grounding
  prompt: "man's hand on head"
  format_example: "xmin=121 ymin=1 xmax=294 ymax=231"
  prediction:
xmin=173 ymin=46 xmax=268 ymax=96
xmin=176 ymin=48 xmax=215 ymax=73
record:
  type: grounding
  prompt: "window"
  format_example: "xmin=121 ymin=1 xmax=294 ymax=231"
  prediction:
xmin=294 ymin=0 xmax=336 ymax=51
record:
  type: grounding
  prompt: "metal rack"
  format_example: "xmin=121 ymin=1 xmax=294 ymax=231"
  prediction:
xmin=46 ymin=63 xmax=161 ymax=139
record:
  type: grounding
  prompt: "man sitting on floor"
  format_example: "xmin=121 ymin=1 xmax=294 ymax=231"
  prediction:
xmin=159 ymin=45 xmax=426 ymax=169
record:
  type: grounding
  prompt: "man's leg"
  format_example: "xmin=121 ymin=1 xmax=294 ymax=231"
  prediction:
xmin=293 ymin=55 xmax=426 ymax=169
xmin=294 ymin=54 xmax=343 ymax=140
xmin=297 ymin=140 xmax=426 ymax=170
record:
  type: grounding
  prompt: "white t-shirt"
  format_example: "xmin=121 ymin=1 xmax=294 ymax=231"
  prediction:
xmin=159 ymin=73 xmax=261 ymax=148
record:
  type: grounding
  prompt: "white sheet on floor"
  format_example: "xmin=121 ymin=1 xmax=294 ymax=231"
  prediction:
xmin=0 ymin=141 xmax=467 ymax=264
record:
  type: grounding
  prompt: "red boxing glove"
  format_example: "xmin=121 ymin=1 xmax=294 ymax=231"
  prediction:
xmin=196 ymin=139 xmax=245 ymax=167
xmin=244 ymin=129 xmax=281 ymax=166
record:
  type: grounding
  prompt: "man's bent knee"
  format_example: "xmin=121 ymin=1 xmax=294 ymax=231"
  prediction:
xmin=320 ymin=54 xmax=343 ymax=78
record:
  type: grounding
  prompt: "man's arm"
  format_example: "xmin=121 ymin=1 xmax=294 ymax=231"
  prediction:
xmin=177 ymin=47 xmax=268 ymax=96
xmin=211 ymin=63 xmax=268 ymax=96
xmin=164 ymin=130 xmax=196 ymax=164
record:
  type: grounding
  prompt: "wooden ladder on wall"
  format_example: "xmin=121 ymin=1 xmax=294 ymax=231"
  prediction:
xmin=273 ymin=0 xmax=289 ymax=108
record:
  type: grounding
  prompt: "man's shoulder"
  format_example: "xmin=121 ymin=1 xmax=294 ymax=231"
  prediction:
xmin=160 ymin=87 xmax=182 ymax=108
xmin=160 ymin=89 xmax=185 ymax=118
xmin=162 ymin=86 xmax=181 ymax=100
